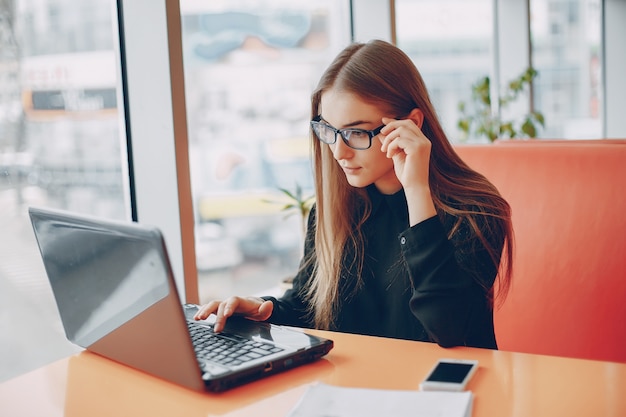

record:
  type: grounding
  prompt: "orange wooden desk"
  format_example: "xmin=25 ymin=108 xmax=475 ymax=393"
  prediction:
xmin=1 ymin=330 xmax=625 ymax=417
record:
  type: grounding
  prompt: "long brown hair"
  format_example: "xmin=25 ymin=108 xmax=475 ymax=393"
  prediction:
xmin=306 ymin=40 xmax=513 ymax=329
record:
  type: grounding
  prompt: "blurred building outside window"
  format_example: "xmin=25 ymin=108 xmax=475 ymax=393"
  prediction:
xmin=179 ymin=0 xmax=351 ymax=302
xmin=0 ymin=0 xmax=127 ymax=381
xmin=530 ymin=0 xmax=602 ymax=139
xmin=395 ymin=0 xmax=494 ymax=143
xmin=395 ymin=0 xmax=602 ymax=142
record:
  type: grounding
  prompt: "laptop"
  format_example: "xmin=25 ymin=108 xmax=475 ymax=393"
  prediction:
xmin=28 ymin=206 xmax=333 ymax=393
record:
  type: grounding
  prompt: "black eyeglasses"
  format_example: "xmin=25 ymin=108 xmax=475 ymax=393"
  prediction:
xmin=310 ymin=115 xmax=384 ymax=150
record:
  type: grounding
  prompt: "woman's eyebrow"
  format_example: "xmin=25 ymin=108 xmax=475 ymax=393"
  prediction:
xmin=320 ymin=116 xmax=374 ymax=129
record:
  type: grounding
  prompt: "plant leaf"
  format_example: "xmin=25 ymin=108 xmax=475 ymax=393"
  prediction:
xmin=521 ymin=118 xmax=537 ymax=137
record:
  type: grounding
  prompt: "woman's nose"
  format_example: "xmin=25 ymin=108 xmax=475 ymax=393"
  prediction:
xmin=331 ymin=135 xmax=353 ymax=160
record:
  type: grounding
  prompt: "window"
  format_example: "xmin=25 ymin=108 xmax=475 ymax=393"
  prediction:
xmin=0 ymin=0 xmax=128 ymax=381
xmin=530 ymin=0 xmax=602 ymax=138
xmin=396 ymin=0 xmax=604 ymax=141
xmin=394 ymin=0 xmax=494 ymax=143
xmin=179 ymin=0 xmax=351 ymax=302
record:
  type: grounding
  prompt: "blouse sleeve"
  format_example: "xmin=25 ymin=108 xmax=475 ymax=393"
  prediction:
xmin=261 ymin=205 xmax=317 ymax=328
xmin=400 ymin=214 xmax=502 ymax=348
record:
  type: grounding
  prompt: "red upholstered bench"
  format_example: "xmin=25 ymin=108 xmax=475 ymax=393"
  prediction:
xmin=455 ymin=140 xmax=626 ymax=362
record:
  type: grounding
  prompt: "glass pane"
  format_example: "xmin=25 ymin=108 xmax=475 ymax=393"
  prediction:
xmin=179 ymin=1 xmax=350 ymax=302
xmin=0 ymin=0 xmax=128 ymax=381
xmin=530 ymin=0 xmax=602 ymax=138
xmin=395 ymin=0 xmax=493 ymax=143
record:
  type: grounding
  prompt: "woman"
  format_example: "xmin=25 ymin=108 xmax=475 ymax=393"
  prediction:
xmin=195 ymin=39 xmax=513 ymax=349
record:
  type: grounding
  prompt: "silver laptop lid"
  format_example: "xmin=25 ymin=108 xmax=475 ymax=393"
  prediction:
xmin=28 ymin=206 xmax=333 ymax=392
xmin=29 ymin=206 xmax=206 ymax=390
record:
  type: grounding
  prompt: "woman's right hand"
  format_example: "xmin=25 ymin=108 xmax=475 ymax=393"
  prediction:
xmin=193 ymin=296 xmax=274 ymax=333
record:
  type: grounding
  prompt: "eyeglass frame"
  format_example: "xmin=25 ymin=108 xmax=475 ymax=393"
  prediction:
xmin=310 ymin=115 xmax=385 ymax=150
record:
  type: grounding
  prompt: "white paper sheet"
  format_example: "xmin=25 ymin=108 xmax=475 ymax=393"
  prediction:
xmin=286 ymin=383 xmax=473 ymax=417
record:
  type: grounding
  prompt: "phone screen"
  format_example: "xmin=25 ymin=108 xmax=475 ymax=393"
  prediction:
xmin=426 ymin=362 xmax=474 ymax=383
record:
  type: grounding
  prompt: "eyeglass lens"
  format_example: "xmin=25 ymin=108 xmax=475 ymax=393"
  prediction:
xmin=311 ymin=123 xmax=376 ymax=150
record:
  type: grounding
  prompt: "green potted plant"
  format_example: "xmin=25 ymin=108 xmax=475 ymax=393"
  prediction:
xmin=264 ymin=183 xmax=315 ymax=291
xmin=457 ymin=67 xmax=545 ymax=142
xmin=271 ymin=184 xmax=315 ymax=238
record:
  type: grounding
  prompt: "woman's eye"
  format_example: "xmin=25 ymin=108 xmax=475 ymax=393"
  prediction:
xmin=347 ymin=130 xmax=367 ymax=139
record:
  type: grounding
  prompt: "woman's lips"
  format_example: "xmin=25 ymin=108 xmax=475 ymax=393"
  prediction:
xmin=342 ymin=166 xmax=360 ymax=175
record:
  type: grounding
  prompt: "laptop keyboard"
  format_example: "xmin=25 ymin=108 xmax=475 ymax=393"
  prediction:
xmin=187 ymin=321 xmax=284 ymax=368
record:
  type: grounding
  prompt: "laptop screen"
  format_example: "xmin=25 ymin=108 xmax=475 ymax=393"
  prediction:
xmin=32 ymin=214 xmax=169 ymax=347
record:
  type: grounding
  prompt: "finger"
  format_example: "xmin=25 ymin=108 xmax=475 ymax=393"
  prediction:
xmin=194 ymin=300 xmax=221 ymax=320
xmin=254 ymin=300 xmax=274 ymax=321
xmin=222 ymin=296 xmax=240 ymax=317
xmin=380 ymin=121 xmax=415 ymax=152
xmin=387 ymin=124 xmax=431 ymax=155
xmin=237 ymin=297 xmax=267 ymax=320
xmin=214 ymin=298 xmax=237 ymax=332
xmin=379 ymin=128 xmax=398 ymax=153
xmin=379 ymin=118 xmax=397 ymax=152
xmin=381 ymin=117 xmax=417 ymax=132
xmin=383 ymin=131 xmax=410 ymax=158
xmin=381 ymin=116 xmax=399 ymax=130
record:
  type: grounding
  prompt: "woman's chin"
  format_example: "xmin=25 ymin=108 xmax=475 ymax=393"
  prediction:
xmin=345 ymin=177 xmax=370 ymax=189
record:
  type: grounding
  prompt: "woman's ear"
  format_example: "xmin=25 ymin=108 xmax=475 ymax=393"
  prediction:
xmin=408 ymin=108 xmax=425 ymax=129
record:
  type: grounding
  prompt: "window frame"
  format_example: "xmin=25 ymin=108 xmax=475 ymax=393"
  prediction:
xmin=117 ymin=0 xmax=198 ymax=302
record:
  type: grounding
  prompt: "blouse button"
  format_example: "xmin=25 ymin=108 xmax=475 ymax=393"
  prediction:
xmin=400 ymin=236 xmax=407 ymax=245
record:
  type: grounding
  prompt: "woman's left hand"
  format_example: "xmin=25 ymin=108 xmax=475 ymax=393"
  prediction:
xmin=379 ymin=117 xmax=431 ymax=191
xmin=380 ymin=116 xmax=437 ymax=226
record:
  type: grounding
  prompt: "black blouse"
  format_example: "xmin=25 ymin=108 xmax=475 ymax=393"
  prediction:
xmin=262 ymin=185 xmax=501 ymax=349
